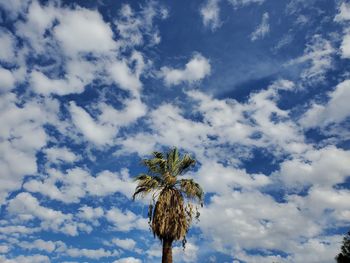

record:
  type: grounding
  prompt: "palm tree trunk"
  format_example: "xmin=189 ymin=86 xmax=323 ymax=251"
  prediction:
xmin=162 ymin=238 xmax=173 ymax=263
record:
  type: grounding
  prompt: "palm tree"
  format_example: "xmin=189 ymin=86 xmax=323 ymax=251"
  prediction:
xmin=336 ymin=231 xmax=350 ymax=262
xmin=133 ymin=147 xmax=204 ymax=263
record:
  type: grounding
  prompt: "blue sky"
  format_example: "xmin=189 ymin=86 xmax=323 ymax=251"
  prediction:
xmin=0 ymin=0 xmax=350 ymax=262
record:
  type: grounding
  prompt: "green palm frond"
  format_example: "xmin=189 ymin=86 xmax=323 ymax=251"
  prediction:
xmin=167 ymin=147 xmax=179 ymax=174
xmin=177 ymin=154 xmax=196 ymax=175
xmin=152 ymin=151 xmax=164 ymax=159
xmin=142 ymin=157 xmax=167 ymax=175
xmin=178 ymin=178 xmax=204 ymax=205
xmin=132 ymin=174 xmax=163 ymax=200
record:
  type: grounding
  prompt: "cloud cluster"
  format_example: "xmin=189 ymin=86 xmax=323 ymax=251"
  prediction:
xmin=0 ymin=0 xmax=349 ymax=262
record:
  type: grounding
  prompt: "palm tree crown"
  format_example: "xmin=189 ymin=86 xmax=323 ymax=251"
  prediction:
xmin=133 ymin=147 xmax=204 ymax=263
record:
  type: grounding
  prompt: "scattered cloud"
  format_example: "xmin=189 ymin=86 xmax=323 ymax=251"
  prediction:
xmin=111 ymin=238 xmax=136 ymax=251
xmin=228 ymin=0 xmax=265 ymax=9
xmin=160 ymin=53 xmax=211 ymax=86
xmin=0 ymin=0 xmax=349 ymax=262
xmin=113 ymin=257 xmax=142 ymax=263
xmin=24 ymin=168 xmax=136 ymax=203
xmin=335 ymin=2 xmax=350 ymax=22
xmin=251 ymin=12 xmax=270 ymax=41
xmin=106 ymin=207 xmax=148 ymax=232
xmin=300 ymin=79 xmax=350 ymax=128
xmin=286 ymin=35 xmax=334 ymax=83
xmin=200 ymin=0 xmax=222 ymax=31
xmin=0 ymin=254 xmax=50 ymax=263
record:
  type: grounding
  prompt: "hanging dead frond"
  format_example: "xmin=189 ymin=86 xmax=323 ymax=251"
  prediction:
xmin=152 ymin=188 xmax=188 ymax=241
xmin=132 ymin=174 xmax=163 ymax=200
xmin=132 ymin=147 xmax=204 ymax=250
xmin=178 ymin=178 xmax=204 ymax=205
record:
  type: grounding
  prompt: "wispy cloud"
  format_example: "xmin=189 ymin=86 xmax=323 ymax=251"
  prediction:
xmin=251 ymin=12 xmax=270 ymax=41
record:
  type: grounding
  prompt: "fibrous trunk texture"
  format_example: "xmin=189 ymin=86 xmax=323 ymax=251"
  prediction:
xmin=162 ymin=238 xmax=173 ymax=263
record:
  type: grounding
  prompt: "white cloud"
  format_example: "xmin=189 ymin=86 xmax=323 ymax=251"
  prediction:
xmin=69 ymin=102 xmax=116 ymax=146
xmin=200 ymin=0 xmax=221 ymax=31
xmin=0 ymin=254 xmax=50 ymax=263
xmin=108 ymin=59 xmax=143 ymax=95
xmin=0 ymin=0 xmax=31 ymax=19
xmin=111 ymin=238 xmax=136 ymax=251
xmin=44 ymin=147 xmax=79 ymax=164
xmin=115 ymin=133 xmax=157 ymax=156
xmin=300 ymin=79 xmax=350 ymax=128
xmin=24 ymin=168 xmax=136 ymax=203
xmin=16 ymin=2 xmax=147 ymax=97
xmin=286 ymin=35 xmax=334 ymax=82
xmin=0 ymin=245 xmax=9 ymax=253
xmin=196 ymin=161 xmax=270 ymax=194
xmin=0 ymin=225 xmax=39 ymax=235
xmin=15 ymin=1 xmax=57 ymax=53
xmin=124 ymin=79 xmax=305 ymax=160
xmin=160 ymin=53 xmax=211 ymax=86
xmin=289 ymin=186 xmax=350 ymax=220
xmin=69 ymin=98 xmax=146 ymax=146
xmin=86 ymin=169 xmax=136 ymax=198
xmin=106 ymin=207 xmax=148 ymax=232
xmin=98 ymin=98 xmax=147 ymax=127
xmin=199 ymin=191 xmax=320 ymax=255
xmin=276 ymin=146 xmax=350 ymax=188
xmin=0 ymin=94 xmax=59 ymax=204
xmin=18 ymin=239 xmax=56 ymax=253
xmin=173 ymin=242 xmax=199 ymax=262
xmin=113 ymin=257 xmax=142 ymax=263
xmin=251 ymin=12 xmax=270 ymax=41
xmin=228 ymin=0 xmax=264 ymax=9
xmin=0 ymin=30 xmax=16 ymax=63
xmin=30 ymin=69 xmax=82 ymax=96
xmin=7 ymin=192 xmax=79 ymax=236
xmin=335 ymin=2 xmax=350 ymax=22
xmin=0 ymin=68 xmax=15 ymax=92
xmin=340 ymin=34 xmax=350 ymax=58
xmin=77 ymin=206 xmax=104 ymax=222
xmin=65 ymin=247 xmax=116 ymax=259
xmin=288 ymin=235 xmax=342 ymax=263
xmin=54 ymin=8 xmax=116 ymax=56
xmin=115 ymin=3 xmax=167 ymax=48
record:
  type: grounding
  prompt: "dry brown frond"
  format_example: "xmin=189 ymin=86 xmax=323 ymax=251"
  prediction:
xmin=152 ymin=188 xmax=188 ymax=241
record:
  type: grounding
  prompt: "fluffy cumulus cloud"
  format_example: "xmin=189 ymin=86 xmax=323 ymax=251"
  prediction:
xmin=335 ymin=2 xmax=350 ymax=22
xmin=0 ymin=93 xmax=60 ymax=204
xmin=300 ymin=79 xmax=350 ymax=128
xmin=53 ymin=8 xmax=116 ymax=55
xmin=1 ymin=0 xmax=350 ymax=262
xmin=111 ymin=238 xmax=136 ymax=251
xmin=160 ymin=53 xmax=211 ymax=86
xmin=106 ymin=207 xmax=148 ymax=232
xmin=7 ymin=192 xmax=79 ymax=235
xmin=24 ymin=168 xmax=136 ymax=203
